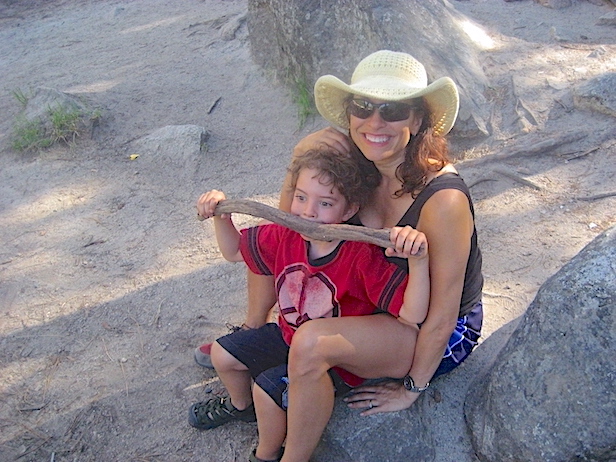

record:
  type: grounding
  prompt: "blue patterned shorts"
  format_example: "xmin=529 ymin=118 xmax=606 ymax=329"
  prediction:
xmin=433 ymin=300 xmax=483 ymax=378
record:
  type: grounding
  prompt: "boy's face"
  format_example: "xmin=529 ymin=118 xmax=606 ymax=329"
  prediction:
xmin=291 ymin=168 xmax=358 ymax=227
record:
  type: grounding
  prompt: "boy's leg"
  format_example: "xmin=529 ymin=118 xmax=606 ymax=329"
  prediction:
xmin=253 ymin=383 xmax=287 ymax=461
xmin=194 ymin=271 xmax=276 ymax=368
xmin=188 ymin=340 xmax=256 ymax=430
xmin=210 ymin=341 xmax=253 ymax=410
xmin=189 ymin=324 xmax=288 ymax=430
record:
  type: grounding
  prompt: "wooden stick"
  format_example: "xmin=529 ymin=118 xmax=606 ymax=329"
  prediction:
xmin=576 ymin=191 xmax=616 ymax=202
xmin=199 ymin=199 xmax=393 ymax=248
xmin=456 ymin=132 xmax=587 ymax=169
xmin=493 ymin=167 xmax=542 ymax=190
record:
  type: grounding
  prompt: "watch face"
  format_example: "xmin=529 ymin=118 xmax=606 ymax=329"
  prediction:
xmin=403 ymin=375 xmax=413 ymax=390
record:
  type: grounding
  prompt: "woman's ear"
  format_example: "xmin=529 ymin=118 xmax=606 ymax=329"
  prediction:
xmin=410 ymin=112 xmax=423 ymax=136
xmin=343 ymin=202 xmax=360 ymax=221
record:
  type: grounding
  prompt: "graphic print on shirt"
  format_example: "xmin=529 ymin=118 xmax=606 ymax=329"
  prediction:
xmin=276 ymin=263 xmax=340 ymax=329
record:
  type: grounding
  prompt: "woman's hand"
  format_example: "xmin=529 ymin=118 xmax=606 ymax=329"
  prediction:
xmin=344 ymin=381 xmax=421 ymax=416
xmin=385 ymin=226 xmax=428 ymax=259
xmin=196 ymin=189 xmax=228 ymax=220
xmin=293 ymin=127 xmax=351 ymax=157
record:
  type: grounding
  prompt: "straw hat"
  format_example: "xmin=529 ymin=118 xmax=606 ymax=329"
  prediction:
xmin=314 ymin=50 xmax=459 ymax=136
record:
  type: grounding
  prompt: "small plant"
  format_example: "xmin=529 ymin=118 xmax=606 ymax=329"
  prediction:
xmin=11 ymin=103 xmax=94 ymax=153
xmin=11 ymin=117 xmax=49 ymax=151
xmin=12 ymin=88 xmax=30 ymax=107
xmin=291 ymin=74 xmax=317 ymax=129
xmin=48 ymin=105 xmax=83 ymax=145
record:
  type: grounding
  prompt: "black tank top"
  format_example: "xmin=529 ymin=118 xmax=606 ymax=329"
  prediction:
xmin=350 ymin=173 xmax=483 ymax=317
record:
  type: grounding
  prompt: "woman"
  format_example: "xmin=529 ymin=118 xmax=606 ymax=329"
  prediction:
xmin=203 ymin=50 xmax=483 ymax=462
xmin=274 ymin=50 xmax=484 ymax=462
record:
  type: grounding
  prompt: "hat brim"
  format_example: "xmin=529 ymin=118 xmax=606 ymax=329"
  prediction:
xmin=314 ymin=75 xmax=459 ymax=136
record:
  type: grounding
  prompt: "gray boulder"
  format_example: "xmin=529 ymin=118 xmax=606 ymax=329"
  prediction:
xmin=248 ymin=0 xmax=490 ymax=137
xmin=573 ymin=72 xmax=616 ymax=118
xmin=131 ymin=125 xmax=209 ymax=170
xmin=312 ymin=393 xmax=434 ymax=462
xmin=465 ymin=226 xmax=616 ymax=462
xmin=24 ymin=87 xmax=91 ymax=123
xmin=17 ymin=87 xmax=98 ymax=147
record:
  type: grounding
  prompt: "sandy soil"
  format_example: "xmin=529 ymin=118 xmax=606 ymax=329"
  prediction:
xmin=0 ymin=0 xmax=614 ymax=460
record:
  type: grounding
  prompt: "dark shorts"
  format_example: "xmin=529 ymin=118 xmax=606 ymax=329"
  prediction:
xmin=216 ymin=323 xmax=349 ymax=410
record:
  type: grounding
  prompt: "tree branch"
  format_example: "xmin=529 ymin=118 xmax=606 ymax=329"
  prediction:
xmin=209 ymin=199 xmax=393 ymax=248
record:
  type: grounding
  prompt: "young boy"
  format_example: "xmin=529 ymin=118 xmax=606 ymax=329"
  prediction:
xmin=189 ymin=149 xmax=430 ymax=461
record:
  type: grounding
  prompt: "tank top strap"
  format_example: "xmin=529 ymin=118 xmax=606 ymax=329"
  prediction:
xmin=398 ymin=173 xmax=473 ymax=227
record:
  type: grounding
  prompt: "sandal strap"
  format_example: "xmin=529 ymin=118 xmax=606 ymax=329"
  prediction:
xmin=248 ymin=448 xmax=283 ymax=462
xmin=189 ymin=396 xmax=255 ymax=429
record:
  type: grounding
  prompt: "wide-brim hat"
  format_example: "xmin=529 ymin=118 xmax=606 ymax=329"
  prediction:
xmin=314 ymin=50 xmax=459 ymax=136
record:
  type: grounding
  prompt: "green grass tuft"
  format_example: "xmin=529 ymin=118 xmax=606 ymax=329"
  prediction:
xmin=11 ymin=88 xmax=30 ymax=107
xmin=291 ymin=75 xmax=317 ymax=129
xmin=12 ymin=104 xmax=88 ymax=152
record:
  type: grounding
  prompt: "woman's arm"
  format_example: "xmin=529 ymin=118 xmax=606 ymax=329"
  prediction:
xmin=405 ymin=188 xmax=474 ymax=389
xmin=345 ymin=188 xmax=473 ymax=415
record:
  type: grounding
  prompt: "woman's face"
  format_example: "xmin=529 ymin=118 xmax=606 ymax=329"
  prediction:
xmin=348 ymin=98 xmax=423 ymax=167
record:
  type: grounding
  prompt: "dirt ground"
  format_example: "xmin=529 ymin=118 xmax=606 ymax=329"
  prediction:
xmin=0 ymin=0 xmax=614 ymax=461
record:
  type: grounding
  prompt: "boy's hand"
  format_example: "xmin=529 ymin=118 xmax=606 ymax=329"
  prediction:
xmin=196 ymin=189 xmax=228 ymax=220
xmin=385 ymin=226 xmax=428 ymax=259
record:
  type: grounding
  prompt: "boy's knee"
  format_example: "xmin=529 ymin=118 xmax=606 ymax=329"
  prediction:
xmin=210 ymin=340 xmax=239 ymax=371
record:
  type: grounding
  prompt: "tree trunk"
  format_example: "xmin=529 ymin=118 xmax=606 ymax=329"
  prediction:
xmin=248 ymin=0 xmax=490 ymax=137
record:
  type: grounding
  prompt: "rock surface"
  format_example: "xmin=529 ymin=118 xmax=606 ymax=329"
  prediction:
xmin=574 ymin=72 xmax=616 ymax=118
xmin=248 ymin=0 xmax=491 ymax=136
xmin=465 ymin=226 xmax=616 ymax=462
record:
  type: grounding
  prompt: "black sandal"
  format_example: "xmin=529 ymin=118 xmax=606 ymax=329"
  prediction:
xmin=188 ymin=396 xmax=256 ymax=430
xmin=248 ymin=448 xmax=283 ymax=462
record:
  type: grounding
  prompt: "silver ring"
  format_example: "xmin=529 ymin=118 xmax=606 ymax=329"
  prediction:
xmin=369 ymin=400 xmax=373 ymax=409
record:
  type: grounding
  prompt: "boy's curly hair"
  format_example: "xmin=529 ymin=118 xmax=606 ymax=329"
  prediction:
xmin=288 ymin=148 xmax=373 ymax=210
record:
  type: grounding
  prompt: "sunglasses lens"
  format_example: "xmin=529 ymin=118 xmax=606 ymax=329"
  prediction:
xmin=350 ymin=99 xmax=412 ymax=122
xmin=380 ymin=103 xmax=412 ymax=122
xmin=349 ymin=99 xmax=374 ymax=119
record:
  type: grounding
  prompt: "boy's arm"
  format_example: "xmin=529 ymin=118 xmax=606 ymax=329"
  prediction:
xmin=197 ymin=190 xmax=244 ymax=262
xmin=386 ymin=226 xmax=430 ymax=326
xmin=399 ymin=255 xmax=430 ymax=325
xmin=213 ymin=215 xmax=243 ymax=262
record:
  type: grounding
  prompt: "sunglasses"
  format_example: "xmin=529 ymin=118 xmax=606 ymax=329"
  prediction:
xmin=348 ymin=98 xmax=415 ymax=122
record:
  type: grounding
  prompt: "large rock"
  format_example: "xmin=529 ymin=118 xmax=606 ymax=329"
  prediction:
xmin=248 ymin=0 xmax=491 ymax=137
xmin=465 ymin=226 xmax=616 ymax=462
xmin=312 ymin=392 xmax=434 ymax=462
xmin=573 ymin=72 xmax=616 ymax=118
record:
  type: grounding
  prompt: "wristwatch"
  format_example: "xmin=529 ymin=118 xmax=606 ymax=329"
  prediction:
xmin=403 ymin=375 xmax=430 ymax=393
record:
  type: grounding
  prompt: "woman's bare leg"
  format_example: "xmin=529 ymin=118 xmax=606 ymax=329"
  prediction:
xmin=210 ymin=341 xmax=253 ymax=410
xmin=281 ymin=315 xmax=418 ymax=461
xmin=282 ymin=350 xmax=335 ymax=462
xmin=253 ymin=384 xmax=287 ymax=460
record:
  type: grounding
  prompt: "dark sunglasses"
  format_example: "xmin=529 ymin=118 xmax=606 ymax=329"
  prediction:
xmin=348 ymin=98 xmax=414 ymax=122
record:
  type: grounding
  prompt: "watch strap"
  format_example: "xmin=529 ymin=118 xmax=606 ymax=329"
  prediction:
xmin=403 ymin=375 xmax=430 ymax=393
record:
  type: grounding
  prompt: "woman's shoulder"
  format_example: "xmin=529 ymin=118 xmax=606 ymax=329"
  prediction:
xmin=397 ymin=172 xmax=472 ymax=228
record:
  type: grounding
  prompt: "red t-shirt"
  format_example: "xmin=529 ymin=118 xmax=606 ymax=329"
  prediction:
xmin=239 ymin=223 xmax=408 ymax=386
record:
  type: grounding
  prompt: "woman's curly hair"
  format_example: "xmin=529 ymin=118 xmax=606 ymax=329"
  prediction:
xmin=344 ymin=96 xmax=451 ymax=199
xmin=288 ymin=148 xmax=374 ymax=210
